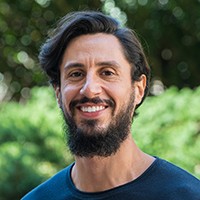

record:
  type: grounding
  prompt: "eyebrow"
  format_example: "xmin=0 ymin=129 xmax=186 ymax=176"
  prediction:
xmin=64 ymin=60 xmax=121 ymax=70
xmin=96 ymin=61 xmax=120 ymax=68
xmin=64 ymin=62 xmax=84 ymax=70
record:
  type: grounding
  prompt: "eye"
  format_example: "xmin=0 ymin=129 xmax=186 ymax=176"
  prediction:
xmin=70 ymin=71 xmax=83 ymax=77
xmin=66 ymin=70 xmax=85 ymax=81
xmin=101 ymin=70 xmax=115 ymax=76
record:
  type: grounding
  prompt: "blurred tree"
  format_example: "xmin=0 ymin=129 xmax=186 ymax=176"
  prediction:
xmin=0 ymin=0 xmax=102 ymax=102
xmin=108 ymin=0 xmax=200 ymax=88
xmin=0 ymin=0 xmax=200 ymax=102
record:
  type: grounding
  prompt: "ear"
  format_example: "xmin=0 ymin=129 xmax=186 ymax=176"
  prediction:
xmin=54 ymin=85 xmax=61 ymax=108
xmin=134 ymin=74 xmax=146 ymax=106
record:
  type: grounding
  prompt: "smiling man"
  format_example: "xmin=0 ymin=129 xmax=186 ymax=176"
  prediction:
xmin=22 ymin=11 xmax=200 ymax=200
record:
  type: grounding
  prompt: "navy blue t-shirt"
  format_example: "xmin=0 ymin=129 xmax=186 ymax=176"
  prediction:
xmin=22 ymin=158 xmax=200 ymax=200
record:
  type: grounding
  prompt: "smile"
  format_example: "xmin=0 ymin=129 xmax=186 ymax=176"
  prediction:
xmin=80 ymin=106 xmax=105 ymax=113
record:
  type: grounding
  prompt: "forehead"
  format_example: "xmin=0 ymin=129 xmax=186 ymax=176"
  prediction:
xmin=67 ymin=33 xmax=121 ymax=48
xmin=63 ymin=33 xmax=126 ymax=62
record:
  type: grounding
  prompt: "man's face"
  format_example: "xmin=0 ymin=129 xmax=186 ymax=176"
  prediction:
xmin=56 ymin=33 xmax=145 ymax=157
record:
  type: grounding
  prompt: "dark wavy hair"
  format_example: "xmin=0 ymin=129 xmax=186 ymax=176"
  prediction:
xmin=39 ymin=11 xmax=151 ymax=108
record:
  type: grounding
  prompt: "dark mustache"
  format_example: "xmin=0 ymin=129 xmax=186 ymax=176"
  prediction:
xmin=70 ymin=97 xmax=115 ymax=109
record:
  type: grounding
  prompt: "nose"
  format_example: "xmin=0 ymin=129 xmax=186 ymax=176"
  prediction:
xmin=80 ymin=73 xmax=102 ymax=98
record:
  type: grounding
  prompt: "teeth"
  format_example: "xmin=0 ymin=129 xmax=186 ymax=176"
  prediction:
xmin=80 ymin=106 xmax=105 ymax=112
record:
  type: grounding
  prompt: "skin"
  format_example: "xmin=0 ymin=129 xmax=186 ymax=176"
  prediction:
xmin=55 ymin=33 xmax=155 ymax=192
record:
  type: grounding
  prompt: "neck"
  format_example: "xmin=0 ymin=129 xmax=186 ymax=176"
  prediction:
xmin=71 ymin=134 xmax=155 ymax=192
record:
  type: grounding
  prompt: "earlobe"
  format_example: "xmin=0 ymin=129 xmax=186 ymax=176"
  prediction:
xmin=134 ymin=74 xmax=146 ymax=105
xmin=54 ymin=85 xmax=61 ymax=108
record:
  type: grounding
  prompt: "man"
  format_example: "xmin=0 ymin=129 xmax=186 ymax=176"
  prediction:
xmin=22 ymin=11 xmax=200 ymax=199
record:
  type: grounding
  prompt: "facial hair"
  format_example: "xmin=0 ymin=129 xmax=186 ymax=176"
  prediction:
xmin=60 ymin=93 xmax=135 ymax=158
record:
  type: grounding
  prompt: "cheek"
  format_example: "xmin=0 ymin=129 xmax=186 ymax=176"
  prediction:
xmin=108 ymin=85 xmax=131 ymax=111
xmin=61 ymin=86 xmax=79 ymax=112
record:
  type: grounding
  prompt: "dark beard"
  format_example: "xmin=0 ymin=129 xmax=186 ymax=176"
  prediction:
xmin=61 ymin=94 xmax=135 ymax=158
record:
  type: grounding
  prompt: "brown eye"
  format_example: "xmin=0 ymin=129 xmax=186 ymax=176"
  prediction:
xmin=67 ymin=70 xmax=85 ymax=82
xmin=70 ymin=71 xmax=83 ymax=77
xmin=101 ymin=70 xmax=114 ymax=76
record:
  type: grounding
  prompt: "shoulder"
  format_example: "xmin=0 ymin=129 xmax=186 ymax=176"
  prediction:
xmin=21 ymin=164 xmax=74 ymax=200
xmin=150 ymin=158 xmax=200 ymax=198
xmin=156 ymin=158 xmax=199 ymax=181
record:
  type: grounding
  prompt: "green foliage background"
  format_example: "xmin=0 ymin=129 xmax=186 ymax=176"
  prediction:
xmin=0 ymin=86 xmax=200 ymax=199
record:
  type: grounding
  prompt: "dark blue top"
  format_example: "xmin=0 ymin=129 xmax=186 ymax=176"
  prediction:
xmin=22 ymin=157 xmax=200 ymax=200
